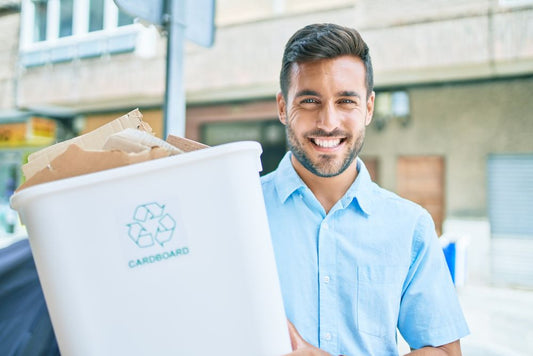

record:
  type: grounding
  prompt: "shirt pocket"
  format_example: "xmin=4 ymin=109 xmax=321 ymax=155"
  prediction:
xmin=356 ymin=265 xmax=402 ymax=338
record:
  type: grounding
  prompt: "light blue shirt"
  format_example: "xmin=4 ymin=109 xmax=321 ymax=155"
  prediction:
xmin=261 ymin=152 xmax=470 ymax=355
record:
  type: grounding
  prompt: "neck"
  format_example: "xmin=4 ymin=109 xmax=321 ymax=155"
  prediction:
xmin=291 ymin=155 xmax=359 ymax=214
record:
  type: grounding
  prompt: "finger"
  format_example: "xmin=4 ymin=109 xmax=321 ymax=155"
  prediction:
xmin=287 ymin=320 xmax=307 ymax=350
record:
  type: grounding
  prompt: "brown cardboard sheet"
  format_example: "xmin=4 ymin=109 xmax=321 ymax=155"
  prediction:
xmin=166 ymin=135 xmax=209 ymax=152
xmin=16 ymin=109 xmax=210 ymax=193
xmin=17 ymin=145 xmax=170 ymax=191
xmin=23 ymin=109 xmax=149 ymax=181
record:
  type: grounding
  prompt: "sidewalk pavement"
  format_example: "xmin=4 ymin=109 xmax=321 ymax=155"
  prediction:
xmin=458 ymin=284 xmax=533 ymax=356
xmin=397 ymin=283 xmax=533 ymax=355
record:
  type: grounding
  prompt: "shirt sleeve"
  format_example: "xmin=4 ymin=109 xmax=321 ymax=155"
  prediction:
xmin=397 ymin=210 xmax=470 ymax=349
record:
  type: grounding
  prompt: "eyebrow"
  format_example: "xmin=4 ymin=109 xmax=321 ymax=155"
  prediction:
xmin=295 ymin=90 xmax=320 ymax=98
xmin=294 ymin=90 xmax=362 ymax=98
xmin=338 ymin=91 xmax=362 ymax=98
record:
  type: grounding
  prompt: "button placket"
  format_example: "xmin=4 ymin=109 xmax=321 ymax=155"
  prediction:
xmin=317 ymin=217 xmax=337 ymax=350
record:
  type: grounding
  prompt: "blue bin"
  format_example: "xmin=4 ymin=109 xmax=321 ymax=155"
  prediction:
xmin=442 ymin=242 xmax=457 ymax=284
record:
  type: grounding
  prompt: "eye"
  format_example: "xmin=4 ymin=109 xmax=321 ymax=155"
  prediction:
xmin=339 ymin=98 xmax=356 ymax=104
xmin=300 ymin=98 xmax=319 ymax=104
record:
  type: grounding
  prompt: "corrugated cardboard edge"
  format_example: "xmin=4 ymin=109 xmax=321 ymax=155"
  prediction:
xmin=166 ymin=134 xmax=209 ymax=152
xmin=105 ymin=129 xmax=183 ymax=155
xmin=16 ymin=144 xmax=170 ymax=192
xmin=23 ymin=109 xmax=147 ymax=180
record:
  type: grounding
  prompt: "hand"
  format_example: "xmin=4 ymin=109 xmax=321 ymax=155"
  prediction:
xmin=283 ymin=321 xmax=332 ymax=356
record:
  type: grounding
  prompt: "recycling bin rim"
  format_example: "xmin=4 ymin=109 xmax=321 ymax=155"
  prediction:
xmin=10 ymin=140 xmax=263 ymax=211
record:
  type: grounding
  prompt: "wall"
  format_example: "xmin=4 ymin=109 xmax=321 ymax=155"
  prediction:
xmin=17 ymin=45 xmax=166 ymax=111
xmin=363 ymin=76 xmax=533 ymax=217
xmin=15 ymin=1 xmax=533 ymax=109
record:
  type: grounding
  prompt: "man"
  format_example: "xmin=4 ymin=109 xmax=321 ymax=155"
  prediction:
xmin=261 ymin=23 xmax=470 ymax=355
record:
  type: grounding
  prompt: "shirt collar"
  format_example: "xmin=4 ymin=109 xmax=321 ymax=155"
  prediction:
xmin=273 ymin=152 xmax=375 ymax=215
xmin=274 ymin=152 xmax=306 ymax=203
xmin=343 ymin=158 xmax=374 ymax=216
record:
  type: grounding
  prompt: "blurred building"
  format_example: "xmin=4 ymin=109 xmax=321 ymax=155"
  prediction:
xmin=1 ymin=0 xmax=532 ymax=287
xmin=0 ymin=0 xmax=23 ymax=240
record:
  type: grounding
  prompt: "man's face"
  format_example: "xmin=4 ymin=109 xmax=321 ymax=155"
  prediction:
xmin=277 ymin=55 xmax=375 ymax=178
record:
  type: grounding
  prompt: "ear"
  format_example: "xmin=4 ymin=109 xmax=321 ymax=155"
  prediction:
xmin=276 ymin=91 xmax=287 ymax=125
xmin=365 ymin=90 xmax=375 ymax=126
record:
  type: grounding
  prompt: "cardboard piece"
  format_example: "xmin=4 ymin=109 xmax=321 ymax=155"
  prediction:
xmin=103 ymin=128 xmax=183 ymax=155
xmin=23 ymin=109 xmax=149 ymax=181
xmin=17 ymin=145 xmax=170 ymax=191
xmin=16 ymin=109 xmax=210 ymax=193
xmin=166 ymin=134 xmax=209 ymax=152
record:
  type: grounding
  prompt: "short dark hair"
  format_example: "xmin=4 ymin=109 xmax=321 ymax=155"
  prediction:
xmin=280 ymin=23 xmax=374 ymax=99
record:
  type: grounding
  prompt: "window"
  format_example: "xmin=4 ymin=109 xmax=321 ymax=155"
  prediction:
xmin=59 ymin=0 xmax=74 ymax=37
xmin=32 ymin=0 xmax=47 ymax=42
xmin=21 ymin=0 xmax=140 ymax=67
xmin=118 ymin=9 xmax=134 ymax=27
xmin=89 ymin=0 xmax=104 ymax=32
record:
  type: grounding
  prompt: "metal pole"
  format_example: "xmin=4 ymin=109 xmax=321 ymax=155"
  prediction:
xmin=163 ymin=0 xmax=186 ymax=138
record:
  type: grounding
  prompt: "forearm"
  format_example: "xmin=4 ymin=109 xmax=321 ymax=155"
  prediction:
xmin=405 ymin=347 xmax=448 ymax=355
xmin=404 ymin=340 xmax=462 ymax=356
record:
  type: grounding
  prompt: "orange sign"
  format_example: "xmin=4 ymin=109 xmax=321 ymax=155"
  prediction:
xmin=0 ymin=122 xmax=26 ymax=145
xmin=31 ymin=117 xmax=56 ymax=139
xmin=0 ymin=117 xmax=56 ymax=147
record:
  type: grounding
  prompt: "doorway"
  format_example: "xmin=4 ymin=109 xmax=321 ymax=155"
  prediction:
xmin=397 ymin=156 xmax=445 ymax=235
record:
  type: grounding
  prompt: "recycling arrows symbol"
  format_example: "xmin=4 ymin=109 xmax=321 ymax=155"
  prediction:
xmin=127 ymin=202 xmax=176 ymax=248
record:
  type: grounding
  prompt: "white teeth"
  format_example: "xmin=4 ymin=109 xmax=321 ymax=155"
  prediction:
xmin=313 ymin=138 xmax=341 ymax=148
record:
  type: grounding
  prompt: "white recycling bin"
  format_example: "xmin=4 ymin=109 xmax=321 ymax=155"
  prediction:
xmin=10 ymin=141 xmax=291 ymax=356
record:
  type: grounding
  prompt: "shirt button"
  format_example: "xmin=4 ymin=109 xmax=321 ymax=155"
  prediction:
xmin=323 ymin=276 xmax=330 ymax=283
xmin=322 ymin=222 xmax=329 ymax=229
xmin=324 ymin=332 xmax=331 ymax=341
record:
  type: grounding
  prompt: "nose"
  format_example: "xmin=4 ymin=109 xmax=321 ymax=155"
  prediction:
xmin=317 ymin=102 xmax=340 ymax=132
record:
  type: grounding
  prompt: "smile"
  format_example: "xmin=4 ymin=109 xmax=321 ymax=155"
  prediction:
xmin=310 ymin=138 xmax=344 ymax=148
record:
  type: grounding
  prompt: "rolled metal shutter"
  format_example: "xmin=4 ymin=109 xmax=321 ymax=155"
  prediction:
xmin=487 ymin=154 xmax=533 ymax=287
